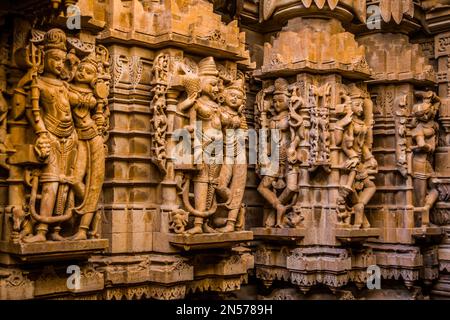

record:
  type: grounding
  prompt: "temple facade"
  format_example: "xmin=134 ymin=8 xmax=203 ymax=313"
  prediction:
xmin=0 ymin=0 xmax=450 ymax=300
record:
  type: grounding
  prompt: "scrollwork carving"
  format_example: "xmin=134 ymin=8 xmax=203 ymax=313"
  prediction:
xmin=150 ymin=53 xmax=170 ymax=175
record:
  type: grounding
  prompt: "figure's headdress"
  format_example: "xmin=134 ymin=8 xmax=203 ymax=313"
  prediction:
xmin=273 ymin=78 xmax=290 ymax=95
xmin=347 ymin=84 xmax=365 ymax=99
xmin=80 ymin=54 xmax=99 ymax=72
xmin=226 ymin=78 xmax=245 ymax=94
xmin=198 ymin=57 xmax=219 ymax=77
xmin=44 ymin=29 xmax=67 ymax=52
xmin=412 ymin=91 xmax=440 ymax=117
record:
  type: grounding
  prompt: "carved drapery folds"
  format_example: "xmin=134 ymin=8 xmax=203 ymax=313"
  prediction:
xmin=1 ymin=27 xmax=111 ymax=245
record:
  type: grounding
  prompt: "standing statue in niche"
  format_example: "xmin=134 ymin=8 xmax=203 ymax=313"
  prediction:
xmin=179 ymin=57 xmax=223 ymax=235
xmin=68 ymin=49 xmax=110 ymax=240
xmin=11 ymin=28 xmax=110 ymax=243
xmin=410 ymin=91 xmax=440 ymax=227
xmin=17 ymin=29 xmax=78 ymax=243
xmin=335 ymin=84 xmax=377 ymax=229
xmin=215 ymin=78 xmax=248 ymax=232
xmin=257 ymin=78 xmax=301 ymax=228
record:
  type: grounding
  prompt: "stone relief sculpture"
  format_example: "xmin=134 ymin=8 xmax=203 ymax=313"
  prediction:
xmin=165 ymin=56 xmax=249 ymax=235
xmin=256 ymin=78 xmax=306 ymax=228
xmin=0 ymin=64 xmax=7 ymax=157
xmin=150 ymin=53 xmax=169 ymax=175
xmin=256 ymin=78 xmax=291 ymax=228
xmin=68 ymin=48 xmax=110 ymax=240
xmin=335 ymin=84 xmax=377 ymax=229
xmin=309 ymin=83 xmax=331 ymax=171
xmin=11 ymin=28 xmax=110 ymax=242
xmin=178 ymin=57 xmax=223 ymax=235
xmin=255 ymin=79 xmax=378 ymax=230
xmin=215 ymin=77 xmax=248 ymax=232
xmin=410 ymin=91 xmax=441 ymax=227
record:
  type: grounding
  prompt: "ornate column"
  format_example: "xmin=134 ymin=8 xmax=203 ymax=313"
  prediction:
xmin=252 ymin=0 xmax=380 ymax=298
xmin=355 ymin=0 xmax=442 ymax=297
xmin=421 ymin=0 xmax=450 ymax=299
xmin=95 ymin=0 xmax=254 ymax=300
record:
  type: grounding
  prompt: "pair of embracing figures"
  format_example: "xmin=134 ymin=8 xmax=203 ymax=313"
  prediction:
xmin=14 ymin=29 xmax=109 ymax=243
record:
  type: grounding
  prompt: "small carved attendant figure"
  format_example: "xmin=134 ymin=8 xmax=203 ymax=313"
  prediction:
xmin=21 ymin=29 xmax=78 ymax=242
xmin=215 ymin=78 xmax=248 ymax=232
xmin=68 ymin=54 xmax=108 ymax=240
xmin=411 ymin=91 xmax=440 ymax=227
xmin=335 ymin=85 xmax=377 ymax=229
xmin=179 ymin=57 xmax=223 ymax=234
xmin=257 ymin=78 xmax=297 ymax=228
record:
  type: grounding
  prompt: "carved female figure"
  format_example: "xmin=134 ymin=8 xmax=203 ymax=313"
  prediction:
xmin=257 ymin=78 xmax=298 ymax=228
xmin=215 ymin=78 xmax=247 ymax=232
xmin=335 ymin=85 xmax=377 ymax=229
xmin=68 ymin=54 xmax=108 ymax=240
xmin=410 ymin=91 xmax=440 ymax=226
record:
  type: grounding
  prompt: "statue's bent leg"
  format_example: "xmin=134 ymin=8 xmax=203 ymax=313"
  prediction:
xmin=278 ymin=170 xmax=298 ymax=205
xmin=413 ymin=178 xmax=428 ymax=208
xmin=218 ymin=163 xmax=247 ymax=233
xmin=72 ymin=140 xmax=88 ymax=199
xmin=258 ymin=176 xmax=286 ymax=228
xmin=422 ymin=180 xmax=439 ymax=226
xmin=23 ymin=182 xmax=58 ymax=243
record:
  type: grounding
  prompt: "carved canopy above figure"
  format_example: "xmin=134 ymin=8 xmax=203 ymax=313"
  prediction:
xmin=260 ymin=0 xmax=416 ymax=24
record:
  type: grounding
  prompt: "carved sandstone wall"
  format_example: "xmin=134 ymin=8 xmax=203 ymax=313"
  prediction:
xmin=0 ymin=0 xmax=449 ymax=300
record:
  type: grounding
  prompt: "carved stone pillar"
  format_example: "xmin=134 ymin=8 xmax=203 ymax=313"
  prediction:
xmin=422 ymin=1 xmax=450 ymax=299
xmin=97 ymin=0 xmax=254 ymax=299
xmin=355 ymin=1 xmax=442 ymax=295
xmin=253 ymin=1 xmax=380 ymax=297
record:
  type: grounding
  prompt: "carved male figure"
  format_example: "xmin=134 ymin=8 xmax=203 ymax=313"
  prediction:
xmin=179 ymin=57 xmax=223 ymax=234
xmin=22 ymin=29 xmax=78 ymax=242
